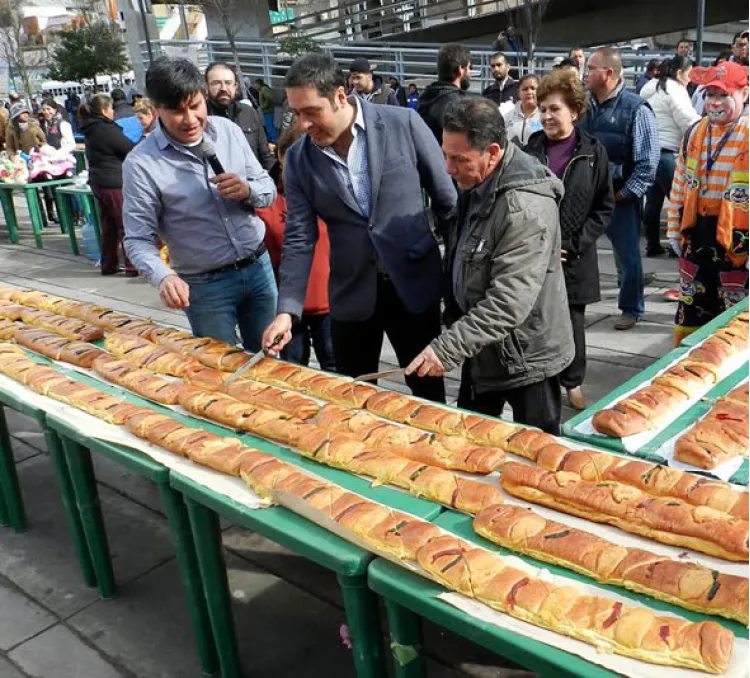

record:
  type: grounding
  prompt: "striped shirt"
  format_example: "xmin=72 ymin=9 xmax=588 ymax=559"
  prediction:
xmin=319 ymin=97 xmax=372 ymax=218
xmin=667 ymin=116 xmax=749 ymax=239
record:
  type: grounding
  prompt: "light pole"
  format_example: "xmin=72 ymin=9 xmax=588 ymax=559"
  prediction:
xmin=136 ymin=0 xmax=154 ymax=65
xmin=695 ymin=0 xmax=705 ymax=65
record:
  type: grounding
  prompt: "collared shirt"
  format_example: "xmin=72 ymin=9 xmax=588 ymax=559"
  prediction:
xmin=122 ymin=116 xmax=276 ymax=287
xmin=318 ymin=97 xmax=372 ymax=218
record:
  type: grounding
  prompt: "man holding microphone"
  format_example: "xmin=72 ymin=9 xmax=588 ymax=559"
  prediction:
xmin=123 ymin=57 xmax=278 ymax=351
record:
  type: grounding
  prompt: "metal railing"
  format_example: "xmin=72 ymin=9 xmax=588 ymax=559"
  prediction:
xmin=141 ymin=38 xmax=697 ymax=91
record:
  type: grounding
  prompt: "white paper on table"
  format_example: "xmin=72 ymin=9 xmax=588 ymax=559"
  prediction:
xmin=439 ymin=592 xmax=749 ymax=678
xmin=575 ymin=337 xmax=749 ymax=452
xmin=0 ymin=373 xmax=268 ymax=511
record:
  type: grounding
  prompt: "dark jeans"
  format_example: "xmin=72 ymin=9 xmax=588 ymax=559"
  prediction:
xmin=457 ymin=367 xmax=562 ymax=435
xmin=330 ymin=275 xmax=445 ymax=403
xmin=607 ymin=198 xmax=644 ymax=318
xmin=559 ymin=304 xmax=586 ymax=389
xmin=91 ymin=185 xmax=134 ymax=275
xmin=644 ymin=150 xmax=676 ymax=252
xmin=181 ymin=252 xmax=278 ymax=352
xmin=282 ymin=313 xmax=336 ymax=372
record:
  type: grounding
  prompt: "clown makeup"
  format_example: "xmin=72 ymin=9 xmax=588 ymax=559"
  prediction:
xmin=704 ymin=86 xmax=745 ymax=125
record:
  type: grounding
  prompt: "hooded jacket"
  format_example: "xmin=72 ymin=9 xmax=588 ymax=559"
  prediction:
xmin=640 ymin=77 xmax=700 ymax=152
xmin=502 ymin=101 xmax=542 ymax=146
xmin=79 ymin=115 xmax=135 ymax=188
xmin=5 ymin=119 xmax=45 ymax=155
xmin=417 ymin=81 xmax=468 ymax=144
xmin=432 ymin=143 xmax=574 ymax=392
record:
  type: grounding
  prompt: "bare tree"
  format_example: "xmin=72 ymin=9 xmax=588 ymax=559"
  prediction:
xmin=0 ymin=0 xmax=47 ymax=103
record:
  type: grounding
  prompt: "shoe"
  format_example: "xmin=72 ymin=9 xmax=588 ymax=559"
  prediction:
xmin=566 ymin=386 xmax=586 ymax=411
xmin=646 ymin=245 xmax=665 ymax=257
xmin=663 ymin=288 xmax=679 ymax=302
xmin=124 ymin=269 xmax=139 ymax=278
xmin=643 ymin=272 xmax=656 ymax=285
xmin=614 ymin=314 xmax=638 ymax=330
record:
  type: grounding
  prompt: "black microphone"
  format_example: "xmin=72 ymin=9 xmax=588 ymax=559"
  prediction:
xmin=200 ymin=139 xmax=225 ymax=176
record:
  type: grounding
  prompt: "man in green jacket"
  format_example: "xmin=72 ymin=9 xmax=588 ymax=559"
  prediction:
xmin=255 ymin=78 xmax=277 ymax=142
xmin=407 ymin=97 xmax=574 ymax=434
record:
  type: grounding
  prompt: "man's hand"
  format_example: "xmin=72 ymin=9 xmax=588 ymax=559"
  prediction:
xmin=405 ymin=346 xmax=445 ymax=378
xmin=614 ymin=192 xmax=625 ymax=203
xmin=210 ymin=173 xmax=250 ymax=202
xmin=159 ymin=274 xmax=190 ymax=309
xmin=262 ymin=313 xmax=293 ymax=356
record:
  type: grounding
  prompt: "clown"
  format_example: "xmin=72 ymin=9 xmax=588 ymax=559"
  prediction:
xmin=667 ymin=60 xmax=749 ymax=343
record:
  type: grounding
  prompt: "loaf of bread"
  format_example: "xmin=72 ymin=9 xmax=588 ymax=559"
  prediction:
xmin=416 ymin=534 xmax=733 ymax=674
xmin=104 ymin=333 xmax=198 ymax=377
xmin=20 ymin=308 xmax=104 ymax=342
xmin=150 ymin=327 xmax=250 ymax=371
xmin=15 ymin=326 xmax=106 ymax=368
xmin=183 ymin=365 xmax=321 ymax=420
xmin=92 ymin=355 xmax=182 ymax=405
xmin=474 ymin=504 xmax=749 ymax=625
xmin=0 ymin=318 xmax=17 ymax=340
xmin=0 ymin=300 xmax=25 ymax=320
xmin=0 ymin=287 xmax=18 ymax=301
xmin=73 ymin=305 xmax=158 ymax=337
xmin=534 ymin=444 xmax=749 ymax=522
xmin=593 ymin=332 xmax=747 ymax=438
xmin=315 ymin=403 xmax=506 ymax=474
xmin=500 ymin=462 xmax=749 ymax=562
xmin=675 ymin=384 xmax=749 ymax=469
xmin=295 ymin=424 xmax=503 ymax=514
xmin=177 ymin=386 xmax=306 ymax=445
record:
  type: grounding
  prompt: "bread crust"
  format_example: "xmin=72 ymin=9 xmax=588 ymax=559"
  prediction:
xmin=92 ymin=355 xmax=182 ymax=405
xmin=104 ymin=333 xmax=198 ymax=377
xmin=15 ymin=326 xmax=105 ymax=368
xmin=20 ymin=308 xmax=104 ymax=342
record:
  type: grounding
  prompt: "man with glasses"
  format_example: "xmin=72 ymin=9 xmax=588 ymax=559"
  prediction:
xmin=580 ymin=47 xmax=659 ymax=331
xmin=205 ymin=61 xmax=275 ymax=170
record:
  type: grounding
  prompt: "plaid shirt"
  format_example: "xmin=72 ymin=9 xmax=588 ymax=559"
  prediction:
xmin=621 ymin=103 xmax=660 ymax=199
xmin=319 ymin=98 xmax=372 ymax=217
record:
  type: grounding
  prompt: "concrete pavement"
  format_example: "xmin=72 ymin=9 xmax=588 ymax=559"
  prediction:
xmin=0 ymin=211 xmax=680 ymax=678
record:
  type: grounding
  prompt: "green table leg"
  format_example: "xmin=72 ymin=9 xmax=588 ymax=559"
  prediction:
xmin=60 ymin=437 xmax=115 ymax=599
xmin=185 ymin=498 xmax=241 ymax=678
xmin=55 ymin=191 xmax=78 ymax=255
xmin=338 ymin=573 xmax=387 ymax=678
xmin=384 ymin=599 xmax=426 ymax=678
xmin=0 ymin=188 xmax=19 ymax=244
xmin=0 ymin=404 xmax=25 ymax=532
xmin=24 ymin=188 xmax=45 ymax=249
xmin=44 ymin=429 xmax=97 ymax=588
xmin=160 ymin=486 xmax=219 ymax=677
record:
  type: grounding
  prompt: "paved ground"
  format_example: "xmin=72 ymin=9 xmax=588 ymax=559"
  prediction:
xmin=0 ymin=207 xmax=680 ymax=678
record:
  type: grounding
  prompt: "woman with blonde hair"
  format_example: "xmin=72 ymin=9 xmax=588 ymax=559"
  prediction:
xmin=133 ymin=97 xmax=157 ymax=137
xmin=524 ymin=69 xmax=614 ymax=410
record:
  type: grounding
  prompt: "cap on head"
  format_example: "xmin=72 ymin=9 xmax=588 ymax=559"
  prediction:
xmin=10 ymin=102 xmax=28 ymax=120
xmin=691 ymin=61 xmax=749 ymax=94
xmin=350 ymin=57 xmax=375 ymax=74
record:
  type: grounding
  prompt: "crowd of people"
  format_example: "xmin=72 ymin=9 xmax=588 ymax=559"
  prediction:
xmin=6 ymin=31 xmax=742 ymax=437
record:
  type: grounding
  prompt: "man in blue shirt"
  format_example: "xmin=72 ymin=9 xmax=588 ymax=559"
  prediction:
xmin=580 ymin=48 xmax=659 ymax=330
xmin=123 ymin=57 xmax=277 ymax=351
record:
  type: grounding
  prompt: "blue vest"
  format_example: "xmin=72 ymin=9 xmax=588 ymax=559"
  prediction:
xmin=578 ymin=87 xmax=647 ymax=188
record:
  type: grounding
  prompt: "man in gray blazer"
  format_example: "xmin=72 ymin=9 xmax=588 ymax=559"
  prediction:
xmin=262 ymin=53 xmax=457 ymax=401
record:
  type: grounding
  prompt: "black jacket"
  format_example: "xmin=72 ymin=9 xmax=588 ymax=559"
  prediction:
xmin=79 ymin=116 xmax=135 ymax=188
xmin=523 ymin=129 xmax=614 ymax=305
xmin=482 ymin=78 xmax=519 ymax=106
xmin=112 ymin=100 xmax=135 ymax=120
xmin=206 ymin=99 xmax=275 ymax=170
xmin=417 ymin=81 xmax=468 ymax=144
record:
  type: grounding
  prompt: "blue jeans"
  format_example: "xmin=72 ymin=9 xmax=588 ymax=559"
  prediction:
xmin=181 ymin=252 xmax=278 ymax=352
xmin=263 ymin=112 xmax=277 ymax=143
xmin=643 ymin=150 xmax=676 ymax=252
xmin=282 ymin=313 xmax=336 ymax=372
xmin=607 ymin=198 xmax=644 ymax=318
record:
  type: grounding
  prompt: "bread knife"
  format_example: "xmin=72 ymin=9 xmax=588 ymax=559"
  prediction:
xmin=354 ymin=368 xmax=406 ymax=382
xmin=225 ymin=335 xmax=282 ymax=385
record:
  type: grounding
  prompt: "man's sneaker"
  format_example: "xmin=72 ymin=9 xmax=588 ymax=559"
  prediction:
xmin=566 ymin=386 xmax=587 ymax=411
xmin=614 ymin=314 xmax=638 ymax=330
xmin=663 ymin=289 xmax=680 ymax=302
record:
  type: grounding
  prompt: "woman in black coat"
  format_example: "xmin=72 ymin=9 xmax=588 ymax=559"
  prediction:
xmin=78 ymin=93 xmax=136 ymax=276
xmin=524 ymin=70 xmax=614 ymax=410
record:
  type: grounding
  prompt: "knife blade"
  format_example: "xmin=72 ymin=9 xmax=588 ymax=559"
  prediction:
xmin=225 ymin=335 xmax=282 ymax=385
xmin=354 ymin=368 xmax=406 ymax=382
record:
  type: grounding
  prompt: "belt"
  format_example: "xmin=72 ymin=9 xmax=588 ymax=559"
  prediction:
xmin=204 ymin=243 xmax=267 ymax=276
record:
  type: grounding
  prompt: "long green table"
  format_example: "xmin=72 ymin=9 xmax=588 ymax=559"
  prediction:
xmin=172 ymin=436 xmax=443 ymax=678
xmin=0 ymin=178 xmax=75 ymax=248
xmin=55 ymin=184 xmax=102 ymax=256
xmin=680 ymin=297 xmax=748 ymax=348
xmin=369 ymin=510 xmax=748 ymax=677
